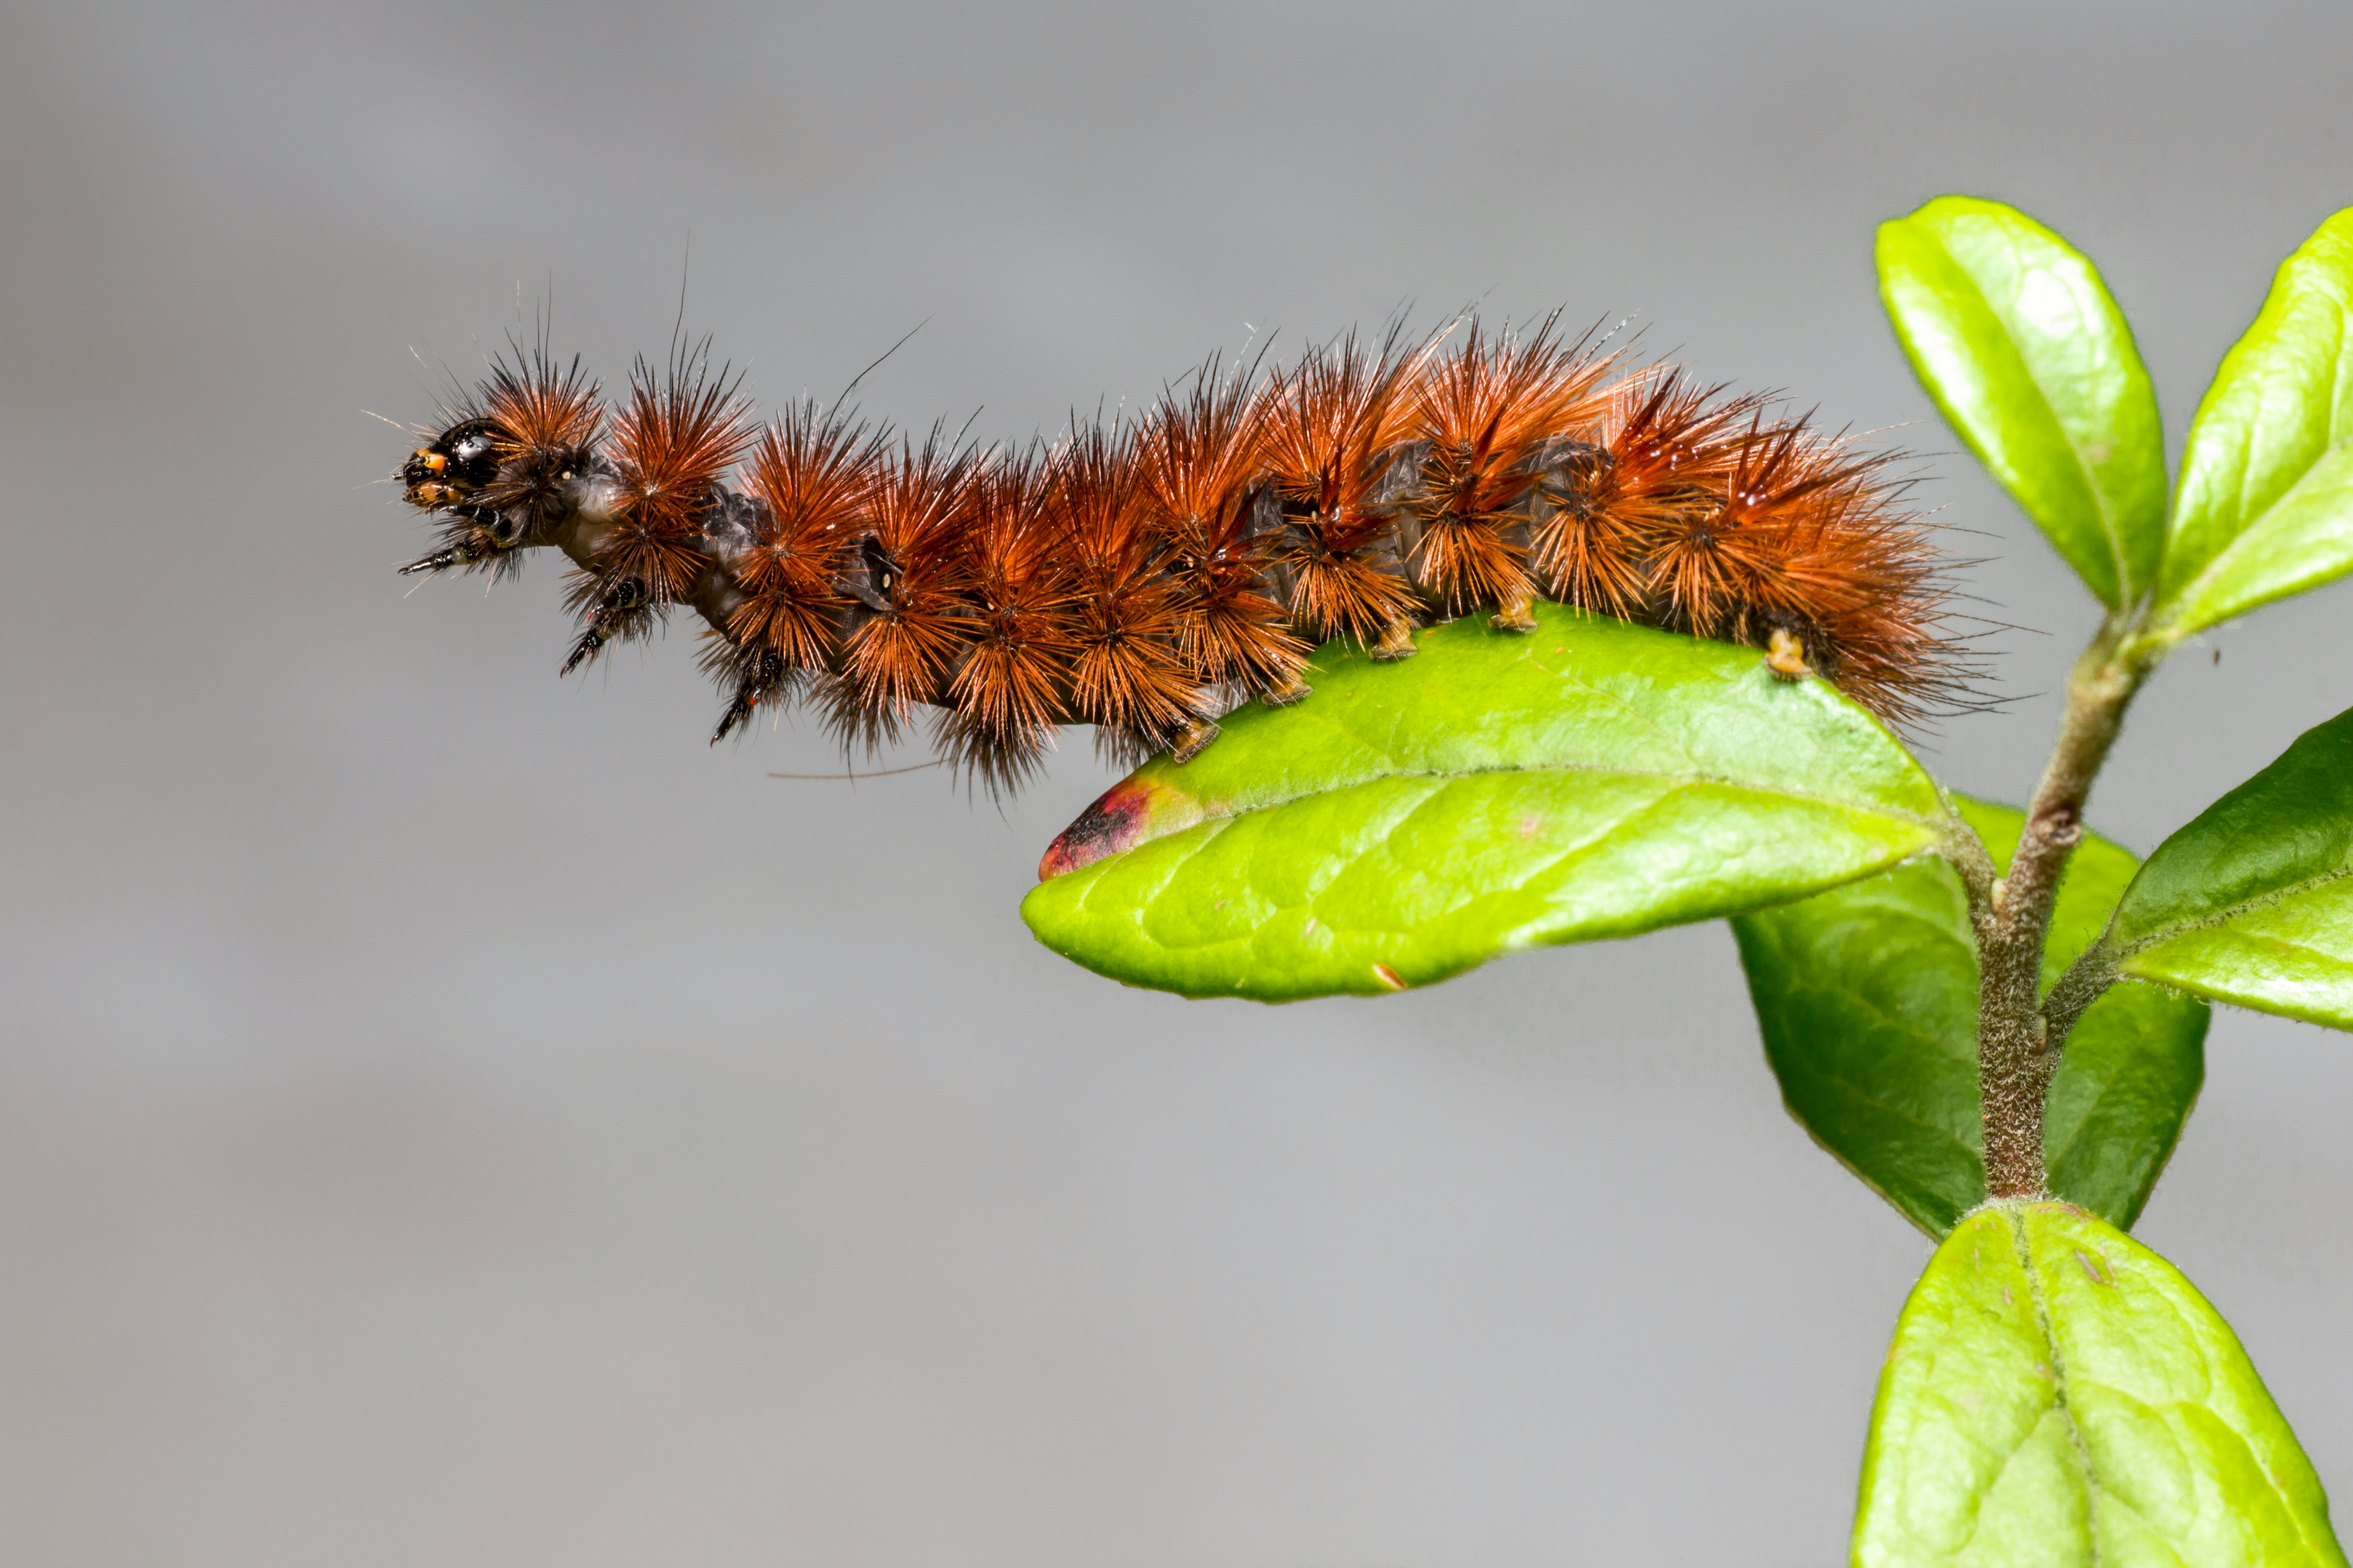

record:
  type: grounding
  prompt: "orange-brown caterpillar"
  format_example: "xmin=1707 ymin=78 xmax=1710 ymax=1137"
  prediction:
xmin=395 ymin=317 xmax=1972 ymax=790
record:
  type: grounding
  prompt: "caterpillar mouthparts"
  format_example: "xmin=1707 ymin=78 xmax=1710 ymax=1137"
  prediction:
xmin=391 ymin=315 xmax=1975 ymax=791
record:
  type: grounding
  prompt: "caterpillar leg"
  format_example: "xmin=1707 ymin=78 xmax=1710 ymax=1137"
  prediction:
xmin=560 ymin=579 xmax=651 ymax=675
xmin=396 ymin=503 xmax=529 ymax=576
xmin=1368 ymin=617 xmax=1419 ymax=661
xmin=1766 ymin=627 xmax=1813 ymax=680
xmin=1169 ymin=717 xmax=1221 ymax=764
xmin=1488 ymin=585 xmax=1538 ymax=634
xmin=1259 ymin=671 xmax=1313 ymax=707
xmin=711 ymin=651 xmax=789 ymax=743
xmin=398 ymin=539 xmax=499 ymax=576
xmin=559 ymin=626 xmax=608 ymax=677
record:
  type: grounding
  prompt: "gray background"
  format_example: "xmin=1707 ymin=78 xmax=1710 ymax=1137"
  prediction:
xmin=4 ymin=2 xmax=2350 ymax=1562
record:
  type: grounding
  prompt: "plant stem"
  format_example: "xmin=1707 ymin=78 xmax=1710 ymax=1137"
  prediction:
xmin=1975 ymin=622 xmax=2149 ymax=1199
xmin=2040 ymin=942 xmax=2121 ymax=1049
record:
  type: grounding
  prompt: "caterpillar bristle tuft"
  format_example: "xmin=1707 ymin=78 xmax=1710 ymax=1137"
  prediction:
xmin=1052 ymin=417 xmax=1204 ymax=764
xmin=1257 ymin=327 xmax=1432 ymax=658
xmin=1140 ymin=352 xmax=1309 ymax=704
xmin=702 ymin=397 xmax=886 ymax=739
xmin=1407 ymin=311 xmax=1617 ymax=626
xmin=390 ymin=309 xmax=1984 ymax=787
xmin=557 ymin=341 xmax=758 ymax=674
xmin=823 ymin=428 xmax=985 ymax=757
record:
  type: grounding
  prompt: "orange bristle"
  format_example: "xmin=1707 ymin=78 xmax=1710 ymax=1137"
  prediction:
xmin=1607 ymin=370 xmax=1757 ymax=513
xmin=482 ymin=346 xmax=604 ymax=465
xmin=591 ymin=343 xmax=756 ymax=608
xmin=1053 ymin=420 xmax=1204 ymax=762
xmin=937 ymin=449 xmax=1078 ymax=792
xmin=1715 ymin=425 xmax=1879 ymax=616
xmin=705 ymin=398 xmax=885 ymax=739
xmin=825 ymin=431 xmax=981 ymax=753
xmin=1260 ymin=330 xmax=1428 ymax=650
xmin=1137 ymin=356 xmax=1309 ymax=700
xmin=728 ymin=404 xmax=881 ymax=669
xmin=1407 ymin=314 xmax=1618 ymax=624
xmin=1530 ymin=442 xmax=1653 ymax=618
xmin=1644 ymin=412 xmax=1798 ymax=637
xmin=1738 ymin=441 xmax=1959 ymax=730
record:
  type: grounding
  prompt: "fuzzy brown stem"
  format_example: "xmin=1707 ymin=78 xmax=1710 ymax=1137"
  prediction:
xmin=2041 ymin=941 xmax=2121 ymax=1051
xmin=1940 ymin=798 xmax=2000 ymax=928
xmin=1975 ymin=626 xmax=2147 ymax=1199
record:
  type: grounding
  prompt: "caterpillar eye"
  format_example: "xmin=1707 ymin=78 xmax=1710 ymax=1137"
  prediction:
xmin=399 ymin=419 xmax=502 ymax=509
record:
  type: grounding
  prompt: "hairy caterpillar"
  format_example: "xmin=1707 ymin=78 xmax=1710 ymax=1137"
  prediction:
xmin=393 ymin=315 xmax=1972 ymax=792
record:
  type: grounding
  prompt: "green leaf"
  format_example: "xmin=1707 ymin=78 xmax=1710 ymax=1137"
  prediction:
xmin=1732 ymin=799 xmax=2206 ymax=1236
xmin=2153 ymin=209 xmax=2353 ymax=641
xmin=1877 ymin=195 xmax=2167 ymax=609
xmin=1854 ymin=1202 xmax=2346 ymax=1568
xmin=2108 ymin=705 xmax=2353 ymax=1028
xmin=1022 ymin=604 xmax=1947 ymax=1001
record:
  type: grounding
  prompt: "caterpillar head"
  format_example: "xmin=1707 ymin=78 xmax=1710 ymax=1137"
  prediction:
xmin=396 ymin=417 xmax=534 ymax=577
xmin=400 ymin=418 xmax=504 ymax=511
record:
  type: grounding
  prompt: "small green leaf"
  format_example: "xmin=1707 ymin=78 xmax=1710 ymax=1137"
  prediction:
xmin=1733 ymin=799 xmax=2206 ymax=1236
xmin=1023 ymin=604 xmax=1946 ymax=1001
xmin=2109 ymin=705 xmax=2353 ymax=1028
xmin=1877 ymin=196 xmax=2167 ymax=609
xmin=1855 ymin=1202 xmax=2345 ymax=1568
xmin=2153 ymin=209 xmax=2353 ymax=641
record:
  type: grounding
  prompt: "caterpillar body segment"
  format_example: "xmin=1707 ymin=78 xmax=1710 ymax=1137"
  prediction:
xmin=394 ymin=318 xmax=1973 ymax=789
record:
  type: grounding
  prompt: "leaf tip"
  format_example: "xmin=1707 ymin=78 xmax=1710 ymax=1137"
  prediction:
xmin=1038 ymin=774 xmax=1204 ymax=879
xmin=1039 ymin=779 xmax=1152 ymax=879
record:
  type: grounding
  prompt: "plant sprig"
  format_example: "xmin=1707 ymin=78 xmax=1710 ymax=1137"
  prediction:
xmin=1027 ymin=195 xmax=2353 ymax=1564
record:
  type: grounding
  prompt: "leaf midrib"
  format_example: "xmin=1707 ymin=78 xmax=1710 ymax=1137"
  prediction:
xmin=1092 ymin=772 xmax=1935 ymax=956
xmin=2157 ymin=434 xmax=2353 ymax=629
xmin=2007 ymin=1209 xmax=2104 ymax=1552
xmin=2163 ymin=240 xmax=2353 ymax=614
xmin=1930 ymin=1211 xmax=2348 ymax=1567
xmin=1929 ymin=229 xmax=2138 ymax=602
xmin=1122 ymin=752 xmax=1945 ymax=862
xmin=2116 ymin=862 xmax=2353 ymax=965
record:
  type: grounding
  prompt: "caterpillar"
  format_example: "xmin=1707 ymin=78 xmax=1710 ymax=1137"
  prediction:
xmin=392 ymin=314 xmax=1972 ymax=793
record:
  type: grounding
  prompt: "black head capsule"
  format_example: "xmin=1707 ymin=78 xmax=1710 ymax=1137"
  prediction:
xmin=400 ymin=419 xmax=503 ymax=510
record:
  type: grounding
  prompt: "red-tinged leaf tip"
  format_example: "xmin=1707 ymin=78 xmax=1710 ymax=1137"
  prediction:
xmin=1038 ymin=777 xmax=1199 ymax=879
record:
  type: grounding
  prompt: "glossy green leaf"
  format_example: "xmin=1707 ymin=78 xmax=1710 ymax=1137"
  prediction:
xmin=1877 ymin=196 xmax=2167 ymax=609
xmin=1023 ymin=604 xmax=1947 ymax=1001
xmin=1733 ymin=799 xmax=2206 ymax=1236
xmin=1855 ymin=1202 xmax=2345 ymax=1568
xmin=2108 ymin=705 xmax=2353 ymax=1028
xmin=2152 ymin=209 xmax=2353 ymax=640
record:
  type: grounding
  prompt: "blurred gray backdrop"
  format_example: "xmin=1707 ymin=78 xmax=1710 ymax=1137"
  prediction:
xmin=5 ymin=2 xmax=2350 ymax=1563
